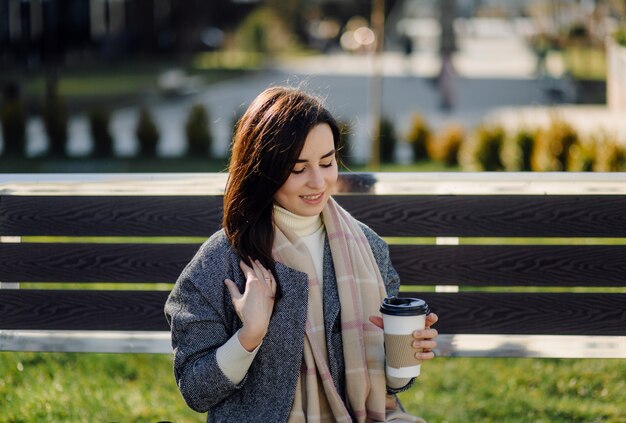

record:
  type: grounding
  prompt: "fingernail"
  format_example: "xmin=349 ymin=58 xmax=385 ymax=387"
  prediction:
xmin=412 ymin=341 xmax=420 ymax=348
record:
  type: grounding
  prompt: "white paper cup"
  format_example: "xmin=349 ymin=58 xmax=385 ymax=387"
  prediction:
xmin=380 ymin=296 xmax=430 ymax=378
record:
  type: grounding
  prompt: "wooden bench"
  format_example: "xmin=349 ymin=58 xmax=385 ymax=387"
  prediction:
xmin=1 ymin=172 xmax=625 ymax=358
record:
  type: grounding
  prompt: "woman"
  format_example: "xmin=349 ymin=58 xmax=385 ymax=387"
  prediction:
xmin=165 ymin=86 xmax=438 ymax=422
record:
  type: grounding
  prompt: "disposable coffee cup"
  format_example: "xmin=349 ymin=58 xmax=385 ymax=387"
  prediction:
xmin=380 ymin=296 xmax=430 ymax=378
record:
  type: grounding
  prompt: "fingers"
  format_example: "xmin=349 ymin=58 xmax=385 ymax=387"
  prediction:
xmin=368 ymin=315 xmax=384 ymax=329
xmin=239 ymin=259 xmax=277 ymax=298
xmin=240 ymin=258 xmax=270 ymax=281
xmin=412 ymin=339 xmax=437 ymax=351
xmin=411 ymin=335 xmax=437 ymax=361
xmin=425 ymin=312 xmax=439 ymax=328
xmin=239 ymin=259 xmax=255 ymax=278
xmin=418 ymin=315 xmax=439 ymax=360
xmin=413 ymin=328 xmax=438 ymax=340
xmin=251 ymin=259 xmax=272 ymax=284
xmin=250 ymin=259 xmax=276 ymax=295
xmin=414 ymin=350 xmax=436 ymax=360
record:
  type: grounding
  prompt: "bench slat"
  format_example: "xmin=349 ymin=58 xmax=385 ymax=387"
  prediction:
xmin=0 ymin=290 xmax=169 ymax=331
xmin=0 ymin=243 xmax=200 ymax=283
xmin=410 ymin=292 xmax=626 ymax=336
xmin=3 ymin=195 xmax=626 ymax=237
xmin=0 ymin=196 xmax=223 ymax=237
xmin=2 ymin=243 xmax=626 ymax=286
xmin=0 ymin=290 xmax=624 ymax=335
xmin=341 ymin=195 xmax=626 ymax=237
xmin=391 ymin=245 xmax=626 ymax=287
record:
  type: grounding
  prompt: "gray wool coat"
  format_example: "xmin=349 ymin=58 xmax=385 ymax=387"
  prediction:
xmin=164 ymin=223 xmax=402 ymax=423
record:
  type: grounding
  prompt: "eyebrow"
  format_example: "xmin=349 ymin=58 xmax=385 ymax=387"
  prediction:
xmin=295 ymin=149 xmax=336 ymax=163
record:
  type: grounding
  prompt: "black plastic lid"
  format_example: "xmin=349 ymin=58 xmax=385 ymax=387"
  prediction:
xmin=380 ymin=296 xmax=429 ymax=316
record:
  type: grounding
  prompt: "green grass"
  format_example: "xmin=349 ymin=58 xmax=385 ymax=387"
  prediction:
xmin=0 ymin=352 xmax=200 ymax=422
xmin=383 ymin=237 xmax=626 ymax=246
xmin=399 ymin=357 xmax=626 ymax=423
xmin=24 ymin=74 xmax=157 ymax=98
xmin=1 ymin=352 xmax=624 ymax=422
xmin=2 ymin=61 xmax=249 ymax=114
xmin=23 ymin=236 xmax=206 ymax=244
xmin=19 ymin=64 xmax=246 ymax=98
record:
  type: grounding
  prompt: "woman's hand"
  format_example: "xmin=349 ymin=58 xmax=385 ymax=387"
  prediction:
xmin=224 ymin=259 xmax=277 ymax=352
xmin=413 ymin=313 xmax=438 ymax=361
xmin=369 ymin=312 xmax=439 ymax=362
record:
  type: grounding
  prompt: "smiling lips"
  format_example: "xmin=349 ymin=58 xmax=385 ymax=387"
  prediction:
xmin=300 ymin=192 xmax=324 ymax=203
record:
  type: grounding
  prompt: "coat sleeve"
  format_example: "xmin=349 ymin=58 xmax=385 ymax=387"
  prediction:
xmin=164 ymin=240 xmax=246 ymax=412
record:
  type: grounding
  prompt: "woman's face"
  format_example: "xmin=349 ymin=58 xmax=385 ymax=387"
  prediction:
xmin=274 ymin=123 xmax=338 ymax=217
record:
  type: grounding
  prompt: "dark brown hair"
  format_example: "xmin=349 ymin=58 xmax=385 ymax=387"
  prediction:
xmin=223 ymin=86 xmax=340 ymax=272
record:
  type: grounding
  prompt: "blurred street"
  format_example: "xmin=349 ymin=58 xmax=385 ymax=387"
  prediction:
xmin=15 ymin=17 xmax=609 ymax=163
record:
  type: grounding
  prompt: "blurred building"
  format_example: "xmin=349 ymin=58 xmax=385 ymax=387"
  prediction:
xmin=0 ymin=0 xmax=255 ymax=69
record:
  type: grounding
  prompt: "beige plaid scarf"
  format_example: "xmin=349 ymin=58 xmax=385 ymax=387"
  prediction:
xmin=273 ymin=198 xmax=423 ymax=422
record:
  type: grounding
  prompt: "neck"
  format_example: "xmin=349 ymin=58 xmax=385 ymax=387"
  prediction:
xmin=273 ymin=204 xmax=323 ymax=237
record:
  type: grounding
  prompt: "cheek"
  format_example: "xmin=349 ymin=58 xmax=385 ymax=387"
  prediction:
xmin=276 ymin=176 xmax=300 ymax=199
xmin=326 ymin=166 xmax=339 ymax=185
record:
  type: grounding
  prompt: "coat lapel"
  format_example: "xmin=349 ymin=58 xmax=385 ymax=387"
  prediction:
xmin=322 ymin=238 xmax=341 ymax=338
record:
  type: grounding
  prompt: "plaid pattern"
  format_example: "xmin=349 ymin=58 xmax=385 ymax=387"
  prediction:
xmin=274 ymin=198 xmax=422 ymax=422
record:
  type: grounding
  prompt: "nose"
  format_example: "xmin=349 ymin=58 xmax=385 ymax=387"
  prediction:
xmin=307 ymin=166 xmax=324 ymax=189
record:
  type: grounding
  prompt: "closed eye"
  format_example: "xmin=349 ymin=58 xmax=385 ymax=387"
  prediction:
xmin=291 ymin=154 xmax=335 ymax=174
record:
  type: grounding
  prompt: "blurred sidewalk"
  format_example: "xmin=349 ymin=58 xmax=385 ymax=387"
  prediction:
xmin=276 ymin=35 xmax=538 ymax=79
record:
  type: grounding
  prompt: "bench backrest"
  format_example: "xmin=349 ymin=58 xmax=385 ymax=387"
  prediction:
xmin=1 ymin=173 xmax=625 ymax=357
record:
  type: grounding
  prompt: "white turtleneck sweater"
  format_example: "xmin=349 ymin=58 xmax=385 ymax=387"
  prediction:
xmin=216 ymin=205 xmax=410 ymax=389
xmin=272 ymin=204 xmax=326 ymax=283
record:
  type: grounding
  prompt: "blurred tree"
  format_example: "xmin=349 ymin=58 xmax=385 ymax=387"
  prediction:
xmin=236 ymin=6 xmax=296 ymax=55
xmin=531 ymin=120 xmax=579 ymax=171
xmin=135 ymin=107 xmax=160 ymax=157
xmin=595 ymin=138 xmax=626 ymax=171
xmin=260 ymin=0 xmax=401 ymax=47
xmin=430 ymin=124 xmax=464 ymax=167
xmin=472 ymin=124 xmax=505 ymax=171
xmin=378 ymin=116 xmax=397 ymax=163
xmin=265 ymin=0 xmax=304 ymax=40
xmin=89 ymin=107 xmax=114 ymax=158
xmin=1 ymin=83 xmax=26 ymax=157
xmin=185 ymin=104 xmax=212 ymax=157
xmin=406 ymin=113 xmax=431 ymax=162
xmin=513 ymin=130 xmax=536 ymax=172
xmin=43 ymin=82 xmax=68 ymax=158
xmin=168 ymin=0 xmax=257 ymax=55
xmin=1 ymin=0 xmax=257 ymax=67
